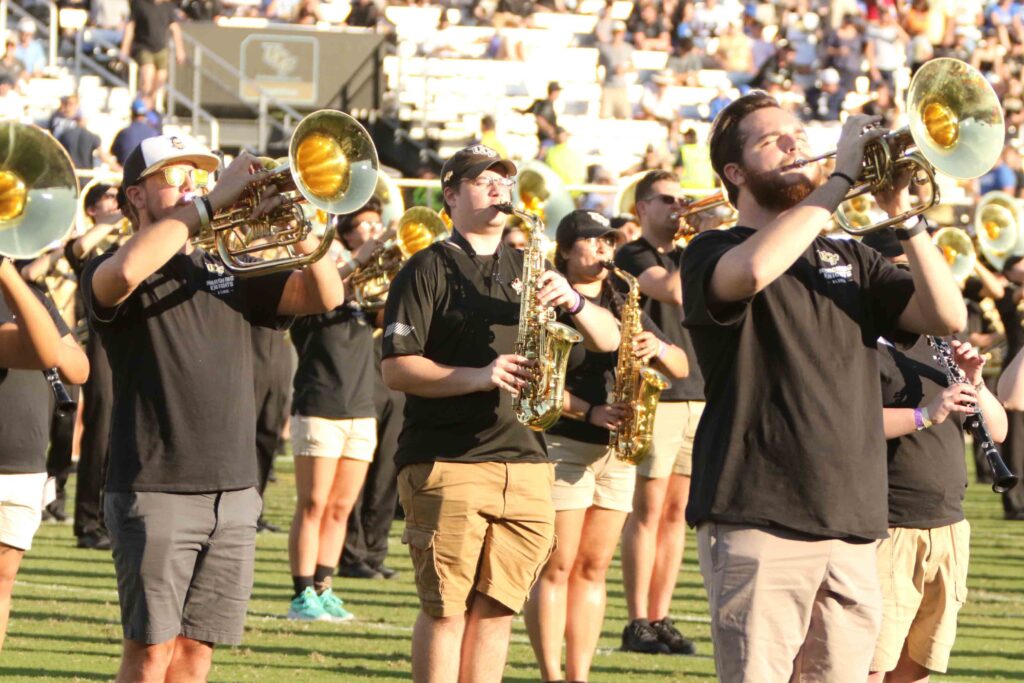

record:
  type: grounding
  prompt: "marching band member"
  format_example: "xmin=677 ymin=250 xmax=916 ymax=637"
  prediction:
xmin=862 ymin=229 xmax=1006 ymax=683
xmin=381 ymin=145 xmax=619 ymax=683
xmin=614 ymin=170 xmax=705 ymax=655
xmin=682 ymin=93 xmax=966 ymax=680
xmin=284 ymin=202 xmax=384 ymax=622
xmin=524 ymin=209 xmax=688 ymax=682
xmin=80 ymin=135 xmax=343 ymax=682
xmin=0 ymin=256 xmax=88 ymax=651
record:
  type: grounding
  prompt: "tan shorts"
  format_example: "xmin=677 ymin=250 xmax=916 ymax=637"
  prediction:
xmin=547 ymin=434 xmax=635 ymax=513
xmin=637 ymin=400 xmax=704 ymax=479
xmin=132 ymin=47 xmax=169 ymax=70
xmin=291 ymin=415 xmax=377 ymax=461
xmin=0 ymin=472 xmax=47 ymax=551
xmin=698 ymin=522 xmax=883 ymax=681
xmin=397 ymin=461 xmax=555 ymax=618
xmin=871 ymin=520 xmax=970 ymax=674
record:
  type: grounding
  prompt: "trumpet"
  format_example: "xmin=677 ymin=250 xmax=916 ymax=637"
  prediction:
xmin=673 ymin=190 xmax=736 ymax=242
xmin=194 ymin=110 xmax=379 ymax=276
xmin=802 ymin=59 xmax=1004 ymax=235
xmin=349 ymin=207 xmax=448 ymax=310
xmin=932 ymin=227 xmax=976 ymax=283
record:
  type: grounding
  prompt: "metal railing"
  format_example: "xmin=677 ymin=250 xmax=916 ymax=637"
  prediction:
xmin=0 ymin=0 xmax=57 ymax=68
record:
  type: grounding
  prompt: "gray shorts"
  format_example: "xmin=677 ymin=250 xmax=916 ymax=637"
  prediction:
xmin=105 ymin=488 xmax=261 ymax=645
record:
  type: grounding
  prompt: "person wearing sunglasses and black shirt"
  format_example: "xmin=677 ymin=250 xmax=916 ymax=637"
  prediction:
xmin=80 ymin=135 xmax=344 ymax=681
xmin=0 ymin=256 xmax=89 ymax=651
xmin=613 ymin=169 xmax=705 ymax=655
xmin=681 ymin=94 xmax=967 ymax=680
xmin=525 ymin=209 xmax=690 ymax=681
xmin=382 ymin=145 xmax=620 ymax=683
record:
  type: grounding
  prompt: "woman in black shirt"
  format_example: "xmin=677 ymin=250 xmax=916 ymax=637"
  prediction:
xmin=524 ymin=211 xmax=688 ymax=681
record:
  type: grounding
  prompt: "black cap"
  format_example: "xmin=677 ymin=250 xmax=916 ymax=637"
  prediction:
xmin=556 ymin=210 xmax=626 ymax=250
xmin=860 ymin=229 xmax=904 ymax=259
xmin=610 ymin=214 xmax=638 ymax=229
xmin=548 ymin=81 xmax=562 ymax=94
xmin=440 ymin=144 xmax=517 ymax=210
xmin=84 ymin=183 xmax=114 ymax=210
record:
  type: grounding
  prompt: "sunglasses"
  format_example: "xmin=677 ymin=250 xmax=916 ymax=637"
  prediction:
xmin=153 ymin=165 xmax=210 ymax=188
xmin=641 ymin=193 xmax=685 ymax=206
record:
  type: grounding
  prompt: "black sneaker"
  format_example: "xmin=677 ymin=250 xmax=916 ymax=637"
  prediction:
xmin=76 ymin=533 xmax=112 ymax=550
xmin=621 ymin=619 xmax=670 ymax=654
xmin=650 ymin=617 xmax=696 ymax=655
xmin=337 ymin=562 xmax=384 ymax=579
xmin=374 ymin=565 xmax=399 ymax=580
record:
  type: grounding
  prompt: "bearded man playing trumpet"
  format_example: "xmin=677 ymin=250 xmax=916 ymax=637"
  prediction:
xmin=81 ymin=135 xmax=344 ymax=682
xmin=682 ymin=92 xmax=969 ymax=681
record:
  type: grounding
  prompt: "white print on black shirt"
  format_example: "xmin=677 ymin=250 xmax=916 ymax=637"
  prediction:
xmin=206 ymin=275 xmax=236 ymax=296
xmin=386 ymin=322 xmax=415 ymax=337
xmin=816 ymin=249 xmax=853 ymax=283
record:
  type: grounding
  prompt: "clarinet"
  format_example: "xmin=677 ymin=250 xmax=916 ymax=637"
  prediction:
xmin=927 ymin=336 xmax=1019 ymax=493
xmin=43 ymin=367 xmax=77 ymax=415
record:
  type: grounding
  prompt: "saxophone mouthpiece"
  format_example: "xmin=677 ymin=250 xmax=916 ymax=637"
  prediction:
xmin=495 ymin=202 xmax=514 ymax=214
xmin=602 ymin=260 xmax=616 ymax=271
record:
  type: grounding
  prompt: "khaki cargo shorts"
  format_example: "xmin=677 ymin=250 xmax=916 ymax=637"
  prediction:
xmin=397 ymin=460 xmax=555 ymax=617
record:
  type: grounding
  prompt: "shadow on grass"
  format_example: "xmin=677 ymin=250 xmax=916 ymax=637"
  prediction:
xmin=0 ymin=668 xmax=110 ymax=680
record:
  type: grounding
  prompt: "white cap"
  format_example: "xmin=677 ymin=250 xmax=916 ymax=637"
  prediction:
xmin=18 ymin=18 xmax=36 ymax=34
xmin=122 ymin=135 xmax=221 ymax=188
xmin=821 ymin=68 xmax=840 ymax=86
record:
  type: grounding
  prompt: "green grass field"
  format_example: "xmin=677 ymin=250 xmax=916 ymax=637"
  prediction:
xmin=2 ymin=457 xmax=1022 ymax=682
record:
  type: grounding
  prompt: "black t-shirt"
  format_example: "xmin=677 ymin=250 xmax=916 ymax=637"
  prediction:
xmin=547 ymin=282 xmax=668 ymax=445
xmin=682 ymin=228 xmax=915 ymax=541
xmin=0 ymin=290 xmax=69 ymax=474
xmin=995 ymin=284 xmax=1024 ymax=356
xmin=290 ymin=303 xmax=376 ymax=420
xmin=80 ymin=248 xmax=292 ymax=493
xmin=129 ymin=0 xmax=177 ymax=53
xmin=615 ymin=237 xmax=704 ymax=401
xmin=527 ymin=99 xmax=558 ymax=142
xmin=382 ymin=234 xmax=548 ymax=468
xmin=878 ymin=336 xmax=967 ymax=528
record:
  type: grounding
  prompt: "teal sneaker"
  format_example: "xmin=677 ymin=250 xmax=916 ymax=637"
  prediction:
xmin=287 ymin=586 xmax=330 ymax=621
xmin=318 ymin=588 xmax=355 ymax=622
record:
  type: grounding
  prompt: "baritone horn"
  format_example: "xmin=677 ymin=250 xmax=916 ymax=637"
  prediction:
xmin=197 ymin=109 xmax=379 ymax=276
xmin=808 ymin=58 xmax=1005 ymax=235
xmin=349 ymin=206 xmax=448 ymax=310
xmin=517 ymin=161 xmax=574 ymax=234
xmin=974 ymin=191 xmax=1021 ymax=272
xmin=0 ymin=122 xmax=79 ymax=259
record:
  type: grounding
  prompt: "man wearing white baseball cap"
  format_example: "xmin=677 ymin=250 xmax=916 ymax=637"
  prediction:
xmin=81 ymin=135 xmax=344 ymax=681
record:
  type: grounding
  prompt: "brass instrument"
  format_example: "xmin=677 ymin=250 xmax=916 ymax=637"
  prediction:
xmin=497 ymin=202 xmax=582 ymax=430
xmin=612 ymin=171 xmax=648 ymax=217
xmin=673 ymin=190 xmax=737 ymax=242
xmin=604 ymin=262 xmax=670 ymax=464
xmin=517 ymin=161 xmax=574 ymax=234
xmin=812 ymin=58 xmax=1005 ymax=235
xmin=0 ymin=122 xmax=79 ymax=259
xmin=974 ymin=191 xmax=1021 ymax=272
xmin=374 ymin=171 xmax=405 ymax=227
xmin=196 ymin=110 xmax=379 ymax=276
xmin=932 ymin=227 xmax=976 ymax=283
xmin=349 ymin=207 xmax=448 ymax=310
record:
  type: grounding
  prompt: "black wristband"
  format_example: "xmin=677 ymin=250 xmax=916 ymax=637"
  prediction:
xmin=829 ymin=171 xmax=857 ymax=187
xmin=584 ymin=404 xmax=596 ymax=424
xmin=566 ymin=289 xmax=586 ymax=315
xmin=894 ymin=216 xmax=928 ymax=241
xmin=200 ymin=196 xmax=215 ymax=224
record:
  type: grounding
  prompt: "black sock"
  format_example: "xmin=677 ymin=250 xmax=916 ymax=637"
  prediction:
xmin=292 ymin=575 xmax=314 ymax=598
xmin=314 ymin=564 xmax=334 ymax=594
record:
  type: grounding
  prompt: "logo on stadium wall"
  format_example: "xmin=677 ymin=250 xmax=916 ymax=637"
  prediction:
xmin=239 ymin=35 xmax=318 ymax=105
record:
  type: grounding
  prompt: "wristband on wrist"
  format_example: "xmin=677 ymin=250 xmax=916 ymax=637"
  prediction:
xmin=829 ymin=171 xmax=857 ymax=187
xmin=918 ymin=406 xmax=934 ymax=429
xmin=895 ymin=215 xmax=928 ymax=241
xmin=974 ymin=378 xmax=985 ymax=391
xmin=567 ymin=289 xmax=586 ymax=315
xmin=584 ymin=404 xmax=596 ymax=424
xmin=913 ymin=407 xmax=925 ymax=430
xmin=191 ymin=197 xmax=210 ymax=237
xmin=200 ymin=195 xmax=215 ymax=225
xmin=656 ymin=340 xmax=666 ymax=360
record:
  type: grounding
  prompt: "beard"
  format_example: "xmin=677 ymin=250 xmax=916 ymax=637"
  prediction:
xmin=744 ymin=164 xmax=820 ymax=212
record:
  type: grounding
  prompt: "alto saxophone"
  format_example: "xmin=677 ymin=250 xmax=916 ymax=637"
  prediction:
xmin=497 ymin=203 xmax=582 ymax=431
xmin=605 ymin=262 xmax=670 ymax=464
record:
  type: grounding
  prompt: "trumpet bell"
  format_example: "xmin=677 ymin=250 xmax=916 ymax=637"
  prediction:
xmin=288 ymin=110 xmax=379 ymax=214
xmin=975 ymin=190 xmax=1022 ymax=271
xmin=933 ymin=227 xmax=976 ymax=282
xmin=0 ymin=122 xmax=79 ymax=259
xmin=397 ymin=207 xmax=447 ymax=258
xmin=613 ymin=171 xmax=648 ymax=218
xmin=907 ymin=58 xmax=1005 ymax=180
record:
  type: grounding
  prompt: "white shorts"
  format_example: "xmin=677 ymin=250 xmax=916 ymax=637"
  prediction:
xmin=0 ymin=472 xmax=48 ymax=550
xmin=291 ymin=415 xmax=377 ymax=462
